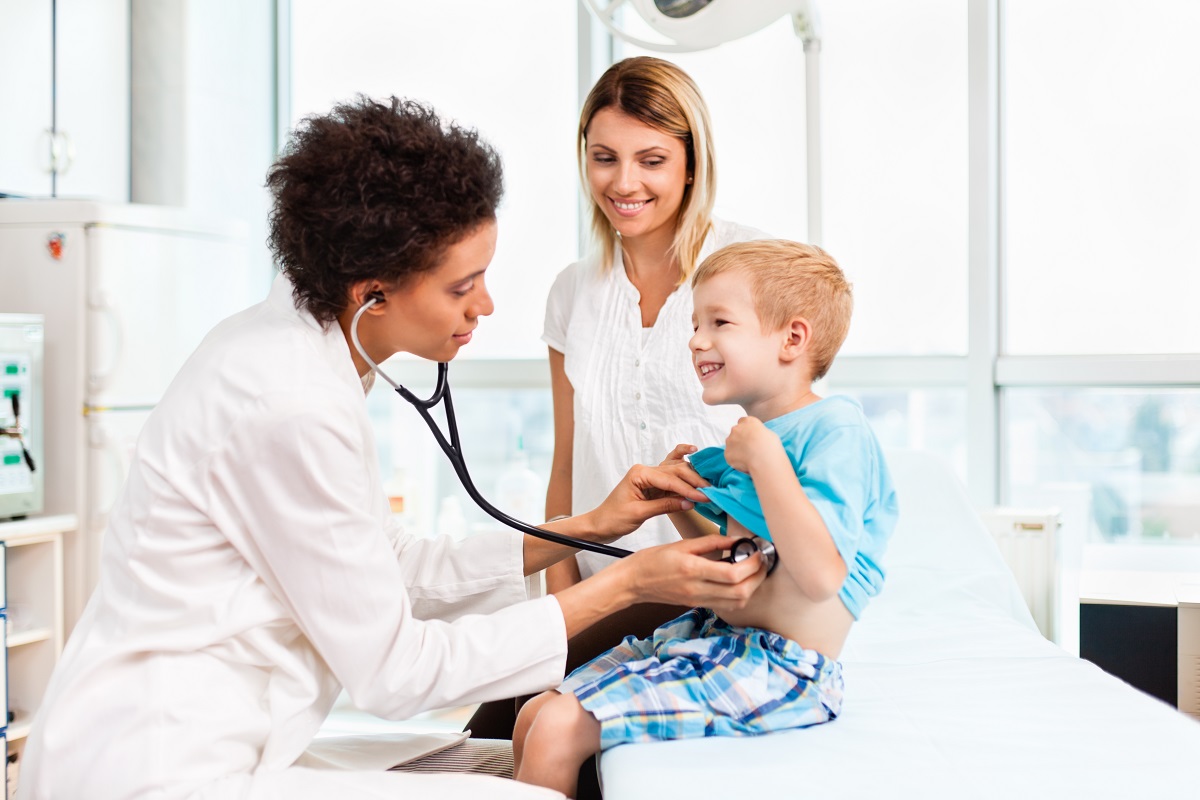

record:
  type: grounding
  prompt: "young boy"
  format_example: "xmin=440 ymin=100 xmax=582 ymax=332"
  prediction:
xmin=512 ymin=239 xmax=899 ymax=798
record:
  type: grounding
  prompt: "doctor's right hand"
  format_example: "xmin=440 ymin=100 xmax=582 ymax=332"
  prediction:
xmin=619 ymin=534 xmax=767 ymax=614
xmin=555 ymin=533 xmax=766 ymax=639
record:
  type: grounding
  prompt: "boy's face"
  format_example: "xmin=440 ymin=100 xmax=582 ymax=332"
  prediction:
xmin=690 ymin=271 xmax=786 ymax=414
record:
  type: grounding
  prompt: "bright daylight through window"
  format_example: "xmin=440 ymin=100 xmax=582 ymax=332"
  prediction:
xmin=289 ymin=0 xmax=1200 ymax=550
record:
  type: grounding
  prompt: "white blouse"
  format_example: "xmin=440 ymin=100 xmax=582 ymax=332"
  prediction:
xmin=543 ymin=218 xmax=769 ymax=579
xmin=20 ymin=276 xmax=568 ymax=799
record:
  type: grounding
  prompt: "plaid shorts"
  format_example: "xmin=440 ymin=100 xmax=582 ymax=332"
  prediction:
xmin=559 ymin=608 xmax=843 ymax=750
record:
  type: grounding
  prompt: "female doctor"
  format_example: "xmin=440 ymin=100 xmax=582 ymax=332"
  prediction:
xmin=17 ymin=97 xmax=766 ymax=800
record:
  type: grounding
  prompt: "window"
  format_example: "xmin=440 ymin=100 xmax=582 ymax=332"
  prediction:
xmin=285 ymin=3 xmax=1200 ymax=557
xmin=830 ymin=387 xmax=967 ymax=481
xmin=1003 ymin=0 xmax=1200 ymax=355
xmin=1004 ymin=389 xmax=1200 ymax=543
xmin=618 ymin=1 xmax=969 ymax=356
xmin=290 ymin=0 xmax=581 ymax=359
xmin=819 ymin=0 xmax=969 ymax=357
xmin=366 ymin=374 xmax=555 ymax=540
xmin=999 ymin=1 xmax=1200 ymax=550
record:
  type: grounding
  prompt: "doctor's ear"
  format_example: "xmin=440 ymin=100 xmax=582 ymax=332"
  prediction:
xmin=350 ymin=282 xmax=389 ymax=313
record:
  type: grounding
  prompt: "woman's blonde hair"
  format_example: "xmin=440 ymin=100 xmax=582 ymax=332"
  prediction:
xmin=578 ymin=57 xmax=717 ymax=285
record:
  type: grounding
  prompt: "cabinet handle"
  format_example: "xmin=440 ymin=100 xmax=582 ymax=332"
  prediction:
xmin=41 ymin=128 xmax=58 ymax=174
xmin=40 ymin=130 xmax=77 ymax=176
xmin=55 ymin=131 xmax=76 ymax=177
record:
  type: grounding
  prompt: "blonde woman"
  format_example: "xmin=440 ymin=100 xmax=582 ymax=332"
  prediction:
xmin=465 ymin=61 xmax=768 ymax=780
xmin=544 ymin=57 xmax=767 ymax=598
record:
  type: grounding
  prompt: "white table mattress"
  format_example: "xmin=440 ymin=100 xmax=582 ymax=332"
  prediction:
xmin=599 ymin=450 xmax=1200 ymax=799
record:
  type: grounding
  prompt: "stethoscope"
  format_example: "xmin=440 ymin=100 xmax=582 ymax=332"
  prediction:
xmin=350 ymin=293 xmax=777 ymax=572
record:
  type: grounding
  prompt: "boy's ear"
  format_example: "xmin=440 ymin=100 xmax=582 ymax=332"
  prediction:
xmin=779 ymin=316 xmax=812 ymax=363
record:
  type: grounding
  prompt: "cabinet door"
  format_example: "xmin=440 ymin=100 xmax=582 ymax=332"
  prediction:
xmin=84 ymin=222 xmax=251 ymax=407
xmin=0 ymin=0 xmax=54 ymax=197
xmin=54 ymin=0 xmax=130 ymax=202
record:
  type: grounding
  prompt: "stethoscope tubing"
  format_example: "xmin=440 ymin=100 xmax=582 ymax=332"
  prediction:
xmin=351 ymin=298 xmax=633 ymax=558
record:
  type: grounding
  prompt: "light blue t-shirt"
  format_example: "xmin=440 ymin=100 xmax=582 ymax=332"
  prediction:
xmin=688 ymin=396 xmax=899 ymax=619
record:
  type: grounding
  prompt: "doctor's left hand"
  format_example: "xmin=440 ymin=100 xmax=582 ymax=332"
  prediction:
xmin=587 ymin=463 xmax=710 ymax=543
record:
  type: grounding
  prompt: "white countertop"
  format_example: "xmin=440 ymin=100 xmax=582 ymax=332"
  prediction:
xmin=1079 ymin=542 xmax=1200 ymax=606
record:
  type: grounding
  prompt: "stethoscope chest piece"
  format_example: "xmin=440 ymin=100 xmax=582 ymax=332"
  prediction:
xmin=727 ymin=535 xmax=778 ymax=575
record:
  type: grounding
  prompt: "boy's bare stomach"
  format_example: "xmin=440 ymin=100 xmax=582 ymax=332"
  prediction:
xmin=717 ymin=531 xmax=854 ymax=660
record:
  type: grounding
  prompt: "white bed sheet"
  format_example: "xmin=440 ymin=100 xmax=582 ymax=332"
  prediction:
xmin=599 ymin=450 xmax=1200 ymax=799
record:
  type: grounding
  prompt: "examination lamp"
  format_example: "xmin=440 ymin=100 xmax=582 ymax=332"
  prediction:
xmin=581 ymin=0 xmax=815 ymax=52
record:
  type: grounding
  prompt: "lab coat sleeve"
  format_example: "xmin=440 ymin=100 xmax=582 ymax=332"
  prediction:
xmin=389 ymin=528 xmax=532 ymax=623
xmin=204 ymin=389 xmax=568 ymax=720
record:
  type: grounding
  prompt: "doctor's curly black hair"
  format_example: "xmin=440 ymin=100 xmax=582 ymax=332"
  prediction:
xmin=266 ymin=95 xmax=504 ymax=324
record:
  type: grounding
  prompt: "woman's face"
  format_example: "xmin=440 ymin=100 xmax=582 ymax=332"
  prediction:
xmin=584 ymin=107 xmax=690 ymax=247
xmin=381 ymin=220 xmax=497 ymax=362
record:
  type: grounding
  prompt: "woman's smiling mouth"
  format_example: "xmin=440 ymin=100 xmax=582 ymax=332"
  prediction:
xmin=610 ymin=197 xmax=650 ymax=217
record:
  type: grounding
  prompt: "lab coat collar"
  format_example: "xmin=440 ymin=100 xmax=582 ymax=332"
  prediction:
xmin=267 ymin=272 xmax=367 ymax=393
xmin=267 ymin=271 xmax=324 ymax=332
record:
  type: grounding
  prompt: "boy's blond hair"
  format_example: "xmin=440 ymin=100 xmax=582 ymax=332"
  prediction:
xmin=578 ymin=56 xmax=717 ymax=286
xmin=692 ymin=240 xmax=853 ymax=381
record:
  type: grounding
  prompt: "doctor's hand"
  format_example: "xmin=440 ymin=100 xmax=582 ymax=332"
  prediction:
xmin=585 ymin=462 xmax=711 ymax=543
xmin=620 ymin=535 xmax=767 ymax=614
xmin=554 ymin=535 xmax=768 ymax=640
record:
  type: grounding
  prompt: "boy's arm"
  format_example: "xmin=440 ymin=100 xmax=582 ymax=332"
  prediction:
xmin=669 ymin=507 xmax=719 ymax=539
xmin=725 ymin=418 xmax=847 ymax=601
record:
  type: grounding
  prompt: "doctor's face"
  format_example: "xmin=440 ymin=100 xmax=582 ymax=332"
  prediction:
xmin=386 ymin=220 xmax=497 ymax=362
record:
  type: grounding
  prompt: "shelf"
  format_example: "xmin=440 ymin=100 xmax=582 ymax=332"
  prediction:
xmin=7 ymin=713 xmax=32 ymax=742
xmin=0 ymin=514 xmax=77 ymax=544
xmin=6 ymin=627 xmax=52 ymax=648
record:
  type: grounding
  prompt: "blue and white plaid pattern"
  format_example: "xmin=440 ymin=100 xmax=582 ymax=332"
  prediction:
xmin=559 ymin=608 xmax=843 ymax=749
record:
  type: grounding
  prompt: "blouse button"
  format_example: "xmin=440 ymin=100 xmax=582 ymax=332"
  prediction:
xmin=639 ymin=421 xmax=647 ymax=430
xmin=634 ymin=359 xmax=641 ymax=367
xmin=635 ymin=392 xmax=642 ymax=400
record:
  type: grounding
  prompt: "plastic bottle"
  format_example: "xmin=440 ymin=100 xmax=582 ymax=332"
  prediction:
xmin=436 ymin=495 xmax=468 ymax=542
xmin=384 ymin=467 xmax=407 ymax=518
xmin=493 ymin=436 xmax=544 ymax=524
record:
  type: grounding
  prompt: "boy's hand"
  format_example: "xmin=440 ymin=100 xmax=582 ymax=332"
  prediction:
xmin=725 ymin=417 xmax=787 ymax=476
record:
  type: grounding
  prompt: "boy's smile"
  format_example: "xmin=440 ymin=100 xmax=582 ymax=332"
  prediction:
xmin=690 ymin=271 xmax=779 ymax=413
xmin=690 ymin=269 xmax=818 ymax=421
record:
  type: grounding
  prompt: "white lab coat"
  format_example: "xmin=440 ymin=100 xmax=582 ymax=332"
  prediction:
xmin=18 ymin=276 xmax=567 ymax=800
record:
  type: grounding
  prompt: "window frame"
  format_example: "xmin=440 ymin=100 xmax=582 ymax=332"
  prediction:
xmin=279 ymin=0 xmax=1200 ymax=526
